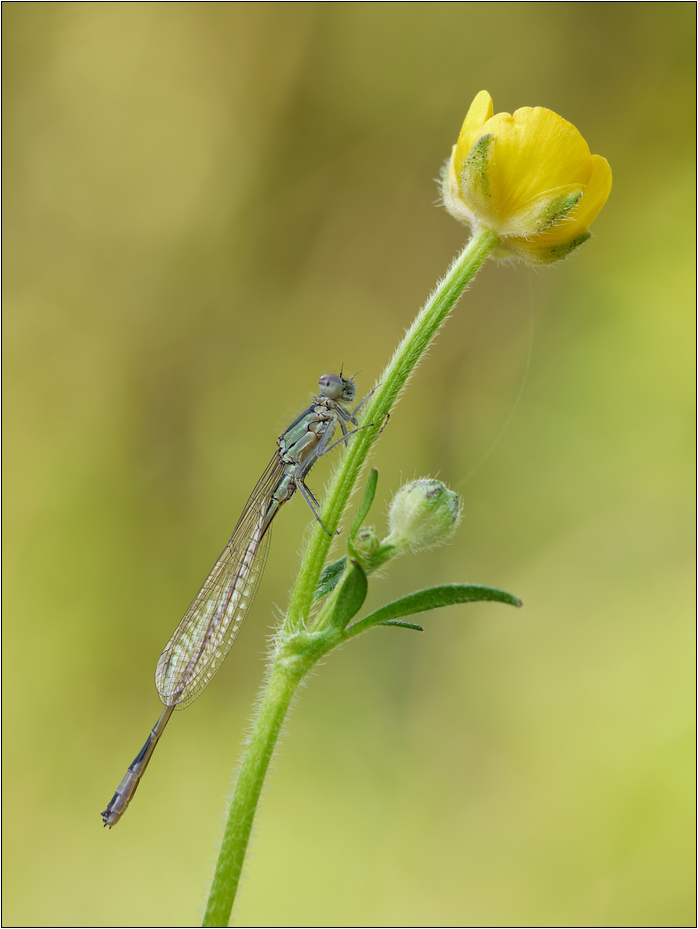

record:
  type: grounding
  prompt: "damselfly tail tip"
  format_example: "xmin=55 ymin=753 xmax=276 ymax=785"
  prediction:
xmin=101 ymin=797 xmax=119 ymax=828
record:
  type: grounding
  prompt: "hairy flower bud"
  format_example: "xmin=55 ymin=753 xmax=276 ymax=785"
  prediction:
xmin=385 ymin=479 xmax=461 ymax=553
xmin=351 ymin=526 xmax=380 ymax=562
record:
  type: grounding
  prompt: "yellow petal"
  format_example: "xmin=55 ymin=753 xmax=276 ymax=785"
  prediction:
xmin=486 ymin=107 xmax=593 ymax=220
xmin=499 ymin=184 xmax=584 ymax=238
xmin=571 ymin=154 xmax=613 ymax=229
xmin=520 ymin=154 xmax=613 ymax=248
xmin=453 ymin=90 xmax=494 ymax=182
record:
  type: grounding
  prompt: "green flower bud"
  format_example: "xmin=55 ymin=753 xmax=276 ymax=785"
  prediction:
xmin=351 ymin=526 xmax=380 ymax=562
xmin=385 ymin=479 xmax=461 ymax=553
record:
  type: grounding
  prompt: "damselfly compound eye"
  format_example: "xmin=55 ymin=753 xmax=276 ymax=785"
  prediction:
xmin=319 ymin=374 xmax=343 ymax=399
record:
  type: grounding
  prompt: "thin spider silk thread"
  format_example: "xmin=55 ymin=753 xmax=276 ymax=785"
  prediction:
xmin=456 ymin=276 xmax=534 ymax=488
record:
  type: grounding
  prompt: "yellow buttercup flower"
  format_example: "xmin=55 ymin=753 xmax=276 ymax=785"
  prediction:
xmin=442 ymin=91 xmax=612 ymax=264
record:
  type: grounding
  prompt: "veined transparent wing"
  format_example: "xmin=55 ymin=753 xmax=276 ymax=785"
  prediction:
xmin=155 ymin=452 xmax=288 ymax=709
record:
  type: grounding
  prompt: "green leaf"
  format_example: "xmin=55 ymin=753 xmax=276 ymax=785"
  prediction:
xmin=314 ymin=556 xmax=347 ymax=600
xmin=353 ymin=583 xmax=522 ymax=630
xmin=377 ymin=620 xmax=424 ymax=632
xmin=328 ymin=559 xmax=368 ymax=630
xmin=349 ymin=468 xmax=378 ymax=543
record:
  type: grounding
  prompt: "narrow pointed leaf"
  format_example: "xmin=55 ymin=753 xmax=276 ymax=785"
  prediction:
xmin=377 ymin=620 xmax=424 ymax=632
xmin=349 ymin=468 xmax=379 ymax=543
xmin=314 ymin=556 xmax=347 ymax=600
xmin=354 ymin=583 xmax=521 ymax=630
xmin=329 ymin=559 xmax=368 ymax=629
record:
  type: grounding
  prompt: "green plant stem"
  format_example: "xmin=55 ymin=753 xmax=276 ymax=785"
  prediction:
xmin=202 ymin=226 xmax=498 ymax=927
xmin=202 ymin=662 xmax=303 ymax=927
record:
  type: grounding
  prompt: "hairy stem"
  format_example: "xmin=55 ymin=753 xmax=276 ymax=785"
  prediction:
xmin=202 ymin=663 xmax=303 ymax=927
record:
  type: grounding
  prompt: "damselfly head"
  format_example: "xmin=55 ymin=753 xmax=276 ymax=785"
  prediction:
xmin=318 ymin=373 xmax=356 ymax=403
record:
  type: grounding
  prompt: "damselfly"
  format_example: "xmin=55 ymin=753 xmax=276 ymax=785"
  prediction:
xmin=102 ymin=373 xmax=365 ymax=827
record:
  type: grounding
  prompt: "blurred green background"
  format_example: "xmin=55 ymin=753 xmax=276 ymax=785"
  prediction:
xmin=3 ymin=3 xmax=694 ymax=926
